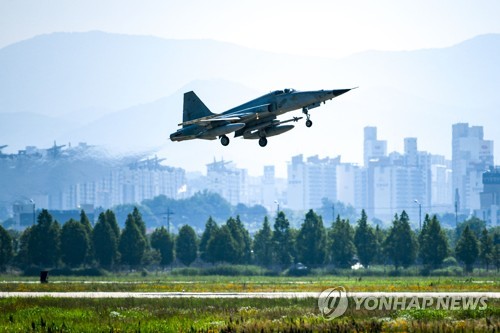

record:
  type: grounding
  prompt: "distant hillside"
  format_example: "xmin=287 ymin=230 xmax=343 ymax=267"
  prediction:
xmin=1 ymin=32 xmax=499 ymax=170
xmin=2 ymin=31 xmax=498 ymax=116
xmin=0 ymin=31 xmax=293 ymax=117
xmin=337 ymin=33 xmax=500 ymax=109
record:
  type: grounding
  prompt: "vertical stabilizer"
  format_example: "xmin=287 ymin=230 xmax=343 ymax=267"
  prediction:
xmin=183 ymin=91 xmax=214 ymax=126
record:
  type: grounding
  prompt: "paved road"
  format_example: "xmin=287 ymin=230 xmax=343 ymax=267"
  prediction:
xmin=1 ymin=291 xmax=499 ymax=298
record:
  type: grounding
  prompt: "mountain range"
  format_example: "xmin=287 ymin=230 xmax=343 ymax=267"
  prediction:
xmin=0 ymin=31 xmax=498 ymax=176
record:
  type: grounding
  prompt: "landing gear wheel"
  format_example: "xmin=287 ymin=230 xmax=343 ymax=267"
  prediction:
xmin=258 ymin=137 xmax=268 ymax=147
xmin=220 ymin=135 xmax=230 ymax=146
xmin=306 ymin=119 xmax=313 ymax=127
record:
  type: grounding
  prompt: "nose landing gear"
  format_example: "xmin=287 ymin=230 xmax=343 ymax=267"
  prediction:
xmin=302 ymin=108 xmax=313 ymax=127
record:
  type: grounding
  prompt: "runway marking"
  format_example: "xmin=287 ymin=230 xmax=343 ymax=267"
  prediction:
xmin=1 ymin=292 xmax=499 ymax=299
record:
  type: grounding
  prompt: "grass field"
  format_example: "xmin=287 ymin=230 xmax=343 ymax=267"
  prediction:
xmin=1 ymin=273 xmax=499 ymax=293
xmin=1 ymin=273 xmax=498 ymax=332
xmin=0 ymin=297 xmax=498 ymax=332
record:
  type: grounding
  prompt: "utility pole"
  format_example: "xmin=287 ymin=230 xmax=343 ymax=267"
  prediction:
xmin=454 ymin=200 xmax=458 ymax=228
xmin=165 ymin=208 xmax=174 ymax=234
xmin=454 ymin=189 xmax=460 ymax=228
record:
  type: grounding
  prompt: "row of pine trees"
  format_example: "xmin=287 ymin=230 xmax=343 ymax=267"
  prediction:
xmin=0 ymin=207 xmax=498 ymax=273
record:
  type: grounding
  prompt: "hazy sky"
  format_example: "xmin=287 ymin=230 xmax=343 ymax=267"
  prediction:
xmin=2 ymin=0 xmax=500 ymax=57
xmin=1 ymin=0 xmax=499 ymax=177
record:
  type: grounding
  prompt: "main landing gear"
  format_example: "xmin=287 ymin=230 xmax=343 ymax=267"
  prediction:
xmin=302 ymin=107 xmax=313 ymax=127
xmin=259 ymin=137 xmax=268 ymax=147
xmin=220 ymin=135 xmax=230 ymax=146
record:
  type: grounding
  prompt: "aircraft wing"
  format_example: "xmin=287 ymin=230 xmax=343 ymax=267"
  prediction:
xmin=178 ymin=104 xmax=272 ymax=127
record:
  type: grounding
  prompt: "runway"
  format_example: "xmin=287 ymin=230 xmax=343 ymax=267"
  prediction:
xmin=1 ymin=291 xmax=499 ymax=299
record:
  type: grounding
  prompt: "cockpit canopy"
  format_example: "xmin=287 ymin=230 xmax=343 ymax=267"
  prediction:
xmin=273 ymin=88 xmax=295 ymax=95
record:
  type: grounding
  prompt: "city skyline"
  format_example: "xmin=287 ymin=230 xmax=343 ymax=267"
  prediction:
xmin=3 ymin=122 xmax=497 ymax=228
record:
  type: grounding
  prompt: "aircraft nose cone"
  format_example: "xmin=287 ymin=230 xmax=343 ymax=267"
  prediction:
xmin=329 ymin=88 xmax=352 ymax=97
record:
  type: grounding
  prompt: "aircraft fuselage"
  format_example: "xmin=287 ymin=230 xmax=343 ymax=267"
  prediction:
xmin=170 ymin=88 xmax=352 ymax=146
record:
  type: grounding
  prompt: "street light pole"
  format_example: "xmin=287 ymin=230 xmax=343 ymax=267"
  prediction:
xmin=274 ymin=200 xmax=280 ymax=217
xmin=414 ymin=199 xmax=421 ymax=231
xmin=30 ymin=199 xmax=35 ymax=225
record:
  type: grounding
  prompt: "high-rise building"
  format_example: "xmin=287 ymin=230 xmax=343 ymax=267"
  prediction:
xmin=452 ymin=123 xmax=494 ymax=212
xmin=206 ymin=159 xmax=247 ymax=206
xmin=287 ymin=155 xmax=339 ymax=210
xmin=430 ymin=154 xmax=453 ymax=213
xmin=336 ymin=163 xmax=366 ymax=209
xmin=364 ymin=126 xmax=387 ymax=167
xmin=478 ymin=167 xmax=500 ymax=226
xmin=261 ymin=165 xmax=277 ymax=211
xmin=365 ymin=136 xmax=430 ymax=224
xmin=61 ymin=157 xmax=186 ymax=209
xmin=287 ymin=155 xmax=306 ymax=209
xmin=404 ymin=138 xmax=418 ymax=166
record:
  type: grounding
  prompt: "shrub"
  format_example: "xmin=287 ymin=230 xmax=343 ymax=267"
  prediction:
xmin=442 ymin=256 xmax=459 ymax=267
xmin=286 ymin=267 xmax=311 ymax=277
xmin=430 ymin=266 xmax=463 ymax=276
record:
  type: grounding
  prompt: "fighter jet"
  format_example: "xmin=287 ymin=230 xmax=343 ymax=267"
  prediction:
xmin=170 ymin=87 xmax=353 ymax=147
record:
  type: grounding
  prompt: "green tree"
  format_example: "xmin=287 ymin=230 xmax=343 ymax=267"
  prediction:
xmin=119 ymin=214 xmax=147 ymax=267
xmin=253 ymin=216 xmax=273 ymax=267
xmin=372 ymin=224 xmax=386 ymax=265
xmin=354 ymin=209 xmax=377 ymax=267
xmin=383 ymin=211 xmax=418 ymax=270
xmin=456 ymin=217 xmax=485 ymax=240
xmin=199 ymin=217 xmax=218 ymax=262
xmin=272 ymin=211 xmax=294 ymax=268
xmin=296 ymin=209 xmax=327 ymax=267
xmin=92 ymin=212 xmax=118 ymax=268
xmin=105 ymin=209 xmax=120 ymax=239
xmin=79 ymin=210 xmax=93 ymax=264
xmin=455 ymin=225 xmax=479 ymax=273
xmin=493 ymin=230 xmax=500 ymax=272
xmin=418 ymin=215 xmax=449 ymax=269
xmin=28 ymin=209 xmax=61 ymax=267
xmin=478 ymin=228 xmax=494 ymax=271
xmin=16 ymin=226 xmax=32 ymax=266
xmin=176 ymin=225 xmax=198 ymax=266
xmin=329 ymin=216 xmax=356 ymax=268
xmin=320 ymin=198 xmax=357 ymax=223
xmin=0 ymin=224 xmax=13 ymax=270
xmin=226 ymin=216 xmax=252 ymax=263
xmin=132 ymin=207 xmax=147 ymax=240
xmin=151 ymin=226 xmax=174 ymax=266
xmin=79 ymin=210 xmax=92 ymax=235
xmin=60 ymin=219 xmax=90 ymax=267
xmin=206 ymin=225 xmax=238 ymax=264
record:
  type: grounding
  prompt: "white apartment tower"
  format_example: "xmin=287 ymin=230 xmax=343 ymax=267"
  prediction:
xmin=452 ymin=123 xmax=494 ymax=212
xmin=287 ymin=155 xmax=339 ymax=210
xmin=364 ymin=126 xmax=387 ymax=166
